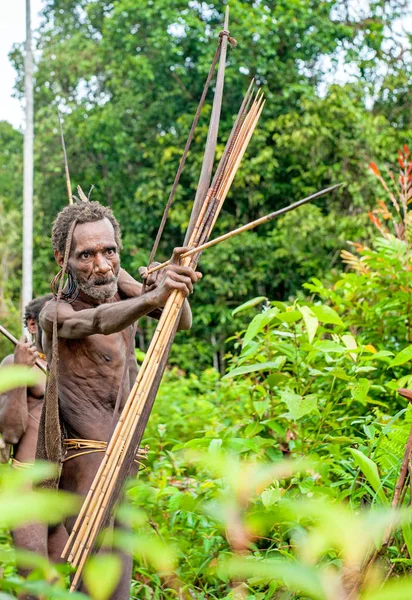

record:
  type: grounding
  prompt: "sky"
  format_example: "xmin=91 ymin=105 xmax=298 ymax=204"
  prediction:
xmin=0 ymin=0 xmax=45 ymax=130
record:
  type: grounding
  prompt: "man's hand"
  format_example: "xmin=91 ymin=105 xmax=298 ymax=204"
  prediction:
xmin=14 ymin=336 xmax=38 ymax=368
xmin=144 ymin=247 xmax=202 ymax=308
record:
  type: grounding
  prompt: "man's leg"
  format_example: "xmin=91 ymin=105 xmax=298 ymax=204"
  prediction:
xmin=12 ymin=523 xmax=48 ymax=559
xmin=48 ymin=523 xmax=69 ymax=563
xmin=60 ymin=454 xmax=134 ymax=600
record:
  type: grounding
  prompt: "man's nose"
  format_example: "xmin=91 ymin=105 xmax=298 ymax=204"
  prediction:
xmin=94 ymin=254 xmax=111 ymax=275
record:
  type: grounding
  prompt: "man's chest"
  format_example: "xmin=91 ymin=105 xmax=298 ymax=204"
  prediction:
xmin=60 ymin=328 xmax=132 ymax=373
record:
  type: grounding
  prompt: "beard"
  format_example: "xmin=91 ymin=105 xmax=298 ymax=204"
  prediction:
xmin=72 ymin=269 xmax=119 ymax=301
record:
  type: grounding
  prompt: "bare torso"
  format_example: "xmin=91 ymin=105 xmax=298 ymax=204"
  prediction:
xmin=42 ymin=294 xmax=138 ymax=500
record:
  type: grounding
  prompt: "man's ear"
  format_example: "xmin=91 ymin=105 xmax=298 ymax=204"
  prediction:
xmin=27 ymin=317 xmax=37 ymax=335
xmin=54 ymin=250 xmax=64 ymax=267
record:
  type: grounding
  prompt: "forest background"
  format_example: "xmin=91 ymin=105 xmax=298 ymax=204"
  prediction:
xmin=2 ymin=0 xmax=412 ymax=599
xmin=0 ymin=0 xmax=410 ymax=370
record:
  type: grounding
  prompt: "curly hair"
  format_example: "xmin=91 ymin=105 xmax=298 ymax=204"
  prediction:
xmin=51 ymin=201 xmax=122 ymax=255
xmin=24 ymin=294 xmax=53 ymax=328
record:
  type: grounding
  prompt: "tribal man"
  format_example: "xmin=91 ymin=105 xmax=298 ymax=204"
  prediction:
xmin=38 ymin=201 xmax=201 ymax=598
xmin=0 ymin=295 xmax=50 ymax=462
xmin=0 ymin=294 xmax=68 ymax=560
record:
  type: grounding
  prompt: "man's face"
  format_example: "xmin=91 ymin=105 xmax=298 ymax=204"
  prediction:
xmin=26 ymin=317 xmax=37 ymax=336
xmin=59 ymin=218 xmax=120 ymax=302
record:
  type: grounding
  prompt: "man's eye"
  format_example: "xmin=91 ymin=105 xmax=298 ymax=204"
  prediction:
xmin=81 ymin=252 xmax=90 ymax=259
xmin=106 ymin=249 xmax=115 ymax=256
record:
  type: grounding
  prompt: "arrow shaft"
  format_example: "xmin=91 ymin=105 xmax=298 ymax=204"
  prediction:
xmin=146 ymin=183 xmax=341 ymax=275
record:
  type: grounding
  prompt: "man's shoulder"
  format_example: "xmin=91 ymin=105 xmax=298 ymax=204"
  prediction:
xmin=0 ymin=354 xmax=14 ymax=368
xmin=40 ymin=296 xmax=77 ymax=332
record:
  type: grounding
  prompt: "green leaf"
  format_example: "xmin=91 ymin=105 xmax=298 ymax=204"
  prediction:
xmin=351 ymin=378 xmax=370 ymax=403
xmin=280 ymin=391 xmax=318 ymax=420
xmin=0 ymin=489 xmax=79 ymax=528
xmin=83 ymin=555 xmax=122 ymax=600
xmin=227 ymin=438 xmax=262 ymax=453
xmin=242 ymin=308 xmax=279 ymax=346
xmin=402 ymin=517 xmax=412 ymax=559
xmin=253 ymin=399 xmax=270 ymax=418
xmin=349 ymin=448 xmax=387 ymax=504
xmin=328 ymin=366 xmax=353 ymax=381
xmin=299 ymin=306 xmax=319 ymax=343
xmin=244 ymin=422 xmax=264 ymax=437
xmin=390 ymin=345 xmax=412 ymax=368
xmin=311 ymin=304 xmax=344 ymax=326
xmin=232 ymin=296 xmax=267 ymax=316
xmin=365 ymin=578 xmax=412 ymax=599
xmin=342 ymin=334 xmax=358 ymax=361
xmin=315 ymin=340 xmax=346 ymax=354
xmin=220 ymin=557 xmax=326 ymax=600
xmin=223 ymin=359 xmax=285 ymax=379
xmin=275 ymin=310 xmax=302 ymax=323
xmin=0 ymin=366 xmax=41 ymax=393
xmin=261 ymin=488 xmax=282 ymax=507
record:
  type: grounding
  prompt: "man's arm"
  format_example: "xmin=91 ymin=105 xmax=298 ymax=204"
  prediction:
xmin=40 ymin=292 xmax=159 ymax=339
xmin=41 ymin=251 xmax=201 ymax=340
xmin=117 ymin=267 xmax=193 ymax=330
xmin=0 ymin=338 xmax=37 ymax=444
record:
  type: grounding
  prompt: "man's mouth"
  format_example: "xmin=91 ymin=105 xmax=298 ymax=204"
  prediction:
xmin=93 ymin=277 xmax=116 ymax=286
xmin=74 ymin=270 xmax=119 ymax=301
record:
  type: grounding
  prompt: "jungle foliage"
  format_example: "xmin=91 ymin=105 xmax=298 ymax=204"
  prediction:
xmin=2 ymin=149 xmax=412 ymax=598
xmin=2 ymin=0 xmax=412 ymax=598
xmin=1 ymin=0 xmax=412 ymax=364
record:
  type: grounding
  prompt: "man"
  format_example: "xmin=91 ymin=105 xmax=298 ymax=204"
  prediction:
xmin=0 ymin=294 xmax=67 ymax=560
xmin=38 ymin=201 xmax=201 ymax=598
xmin=0 ymin=295 xmax=50 ymax=463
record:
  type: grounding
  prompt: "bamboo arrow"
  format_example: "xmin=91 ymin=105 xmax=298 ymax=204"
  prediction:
xmin=145 ymin=183 xmax=342 ymax=276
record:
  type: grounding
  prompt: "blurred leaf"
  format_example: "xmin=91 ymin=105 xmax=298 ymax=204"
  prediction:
xmin=0 ymin=489 xmax=79 ymax=528
xmin=363 ymin=578 xmax=412 ymax=599
xmin=112 ymin=530 xmax=175 ymax=572
xmin=83 ymin=555 xmax=122 ymax=600
xmin=0 ymin=365 xmax=41 ymax=393
xmin=402 ymin=517 xmax=412 ymax=559
xmin=261 ymin=487 xmax=282 ymax=507
xmin=220 ymin=556 xmax=327 ymax=600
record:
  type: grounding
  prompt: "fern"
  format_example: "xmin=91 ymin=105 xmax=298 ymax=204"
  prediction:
xmin=376 ymin=406 xmax=412 ymax=472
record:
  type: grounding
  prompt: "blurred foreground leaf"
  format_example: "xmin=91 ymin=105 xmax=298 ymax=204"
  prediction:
xmin=83 ymin=555 xmax=122 ymax=600
xmin=0 ymin=366 xmax=41 ymax=393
